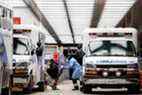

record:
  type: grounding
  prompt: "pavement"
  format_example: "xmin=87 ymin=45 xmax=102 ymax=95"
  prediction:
xmin=29 ymin=80 xmax=142 ymax=95
xmin=30 ymin=80 xmax=82 ymax=95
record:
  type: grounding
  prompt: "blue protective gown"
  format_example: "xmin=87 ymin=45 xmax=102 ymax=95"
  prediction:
xmin=68 ymin=57 xmax=82 ymax=80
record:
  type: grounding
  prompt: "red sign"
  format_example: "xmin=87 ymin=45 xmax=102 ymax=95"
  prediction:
xmin=53 ymin=51 xmax=59 ymax=64
xmin=13 ymin=17 xmax=21 ymax=24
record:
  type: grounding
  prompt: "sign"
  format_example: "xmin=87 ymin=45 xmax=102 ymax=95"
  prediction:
xmin=13 ymin=17 xmax=21 ymax=25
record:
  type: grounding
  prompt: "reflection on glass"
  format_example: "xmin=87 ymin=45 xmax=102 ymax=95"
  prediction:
xmin=88 ymin=40 xmax=136 ymax=56
xmin=13 ymin=38 xmax=29 ymax=55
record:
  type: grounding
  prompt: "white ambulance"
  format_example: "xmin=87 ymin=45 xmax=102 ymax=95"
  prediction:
xmin=12 ymin=24 xmax=45 ymax=92
xmin=81 ymin=28 xmax=140 ymax=93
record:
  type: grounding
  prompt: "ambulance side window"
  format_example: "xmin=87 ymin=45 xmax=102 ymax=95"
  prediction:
xmin=127 ymin=41 xmax=136 ymax=56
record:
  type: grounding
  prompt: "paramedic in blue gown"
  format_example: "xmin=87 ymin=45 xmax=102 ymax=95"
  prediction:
xmin=68 ymin=54 xmax=82 ymax=90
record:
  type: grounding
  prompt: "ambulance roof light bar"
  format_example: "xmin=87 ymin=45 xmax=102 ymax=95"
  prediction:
xmin=13 ymin=29 xmax=31 ymax=34
xmin=88 ymin=32 xmax=132 ymax=37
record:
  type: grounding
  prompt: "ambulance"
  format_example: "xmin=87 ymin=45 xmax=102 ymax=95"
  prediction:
xmin=12 ymin=24 xmax=45 ymax=92
xmin=81 ymin=28 xmax=140 ymax=93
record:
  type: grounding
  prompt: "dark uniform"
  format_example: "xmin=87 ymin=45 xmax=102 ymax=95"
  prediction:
xmin=47 ymin=59 xmax=59 ymax=90
xmin=75 ymin=45 xmax=85 ymax=66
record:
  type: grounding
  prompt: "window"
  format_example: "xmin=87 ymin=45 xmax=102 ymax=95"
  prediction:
xmin=88 ymin=40 xmax=136 ymax=56
xmin=0 ymin=6 xmax=12 ymax=31
xmin=13 ymin=37 xmax=29 ymax=55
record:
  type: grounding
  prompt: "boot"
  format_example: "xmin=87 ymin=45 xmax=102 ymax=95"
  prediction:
xmin=72 ymin=86 xmax=79 ymax=90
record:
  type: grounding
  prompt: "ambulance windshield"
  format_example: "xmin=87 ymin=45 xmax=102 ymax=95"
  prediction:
xmin=88 ymin=40 xmax=136 ymax=56
xmin=13 ymin=37 xmax=29 ymax=55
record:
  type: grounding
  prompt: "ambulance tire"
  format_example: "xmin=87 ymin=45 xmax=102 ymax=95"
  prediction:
xmin=127 ymin=84 xmax=140 ymax=94
xmin=1 ymin=87 xmax=10 ymax=95
xmin=82 ymin=84 xmax=92 ymax=94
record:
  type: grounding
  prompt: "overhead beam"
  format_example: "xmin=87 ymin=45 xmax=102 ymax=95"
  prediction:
xmin=90 ymin=0 xmax=106 ymax=27
xmin=23 ymin=0 xmax=62 ymax=44
xmin=62 ymin=0 xmax=76 ymax=44
xmin=116 ymin=0 xmax=141 ymax=28
xmin=116 ymin=0 xmax=142 ymax=56
xmin=90 ymin=0 xmax=97 ymax=27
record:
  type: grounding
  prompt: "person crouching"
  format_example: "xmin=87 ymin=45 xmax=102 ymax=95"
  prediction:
xmin=47 ymin=59 xmax=59 ymax=90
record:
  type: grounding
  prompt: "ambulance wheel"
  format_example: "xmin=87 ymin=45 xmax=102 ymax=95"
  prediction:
xmin=82 ymin=84 xmax=92 ymax=94
xmin=1 ymin=87 xmax=10 ymax=95
xmin=127 ymin=84 xmax=140 ymax=94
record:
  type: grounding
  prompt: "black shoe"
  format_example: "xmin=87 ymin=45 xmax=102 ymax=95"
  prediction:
xmin=72 ymin=86 xmax=79 ymax=90
xmin=72 ymin=88 xmax=79 ymax=90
